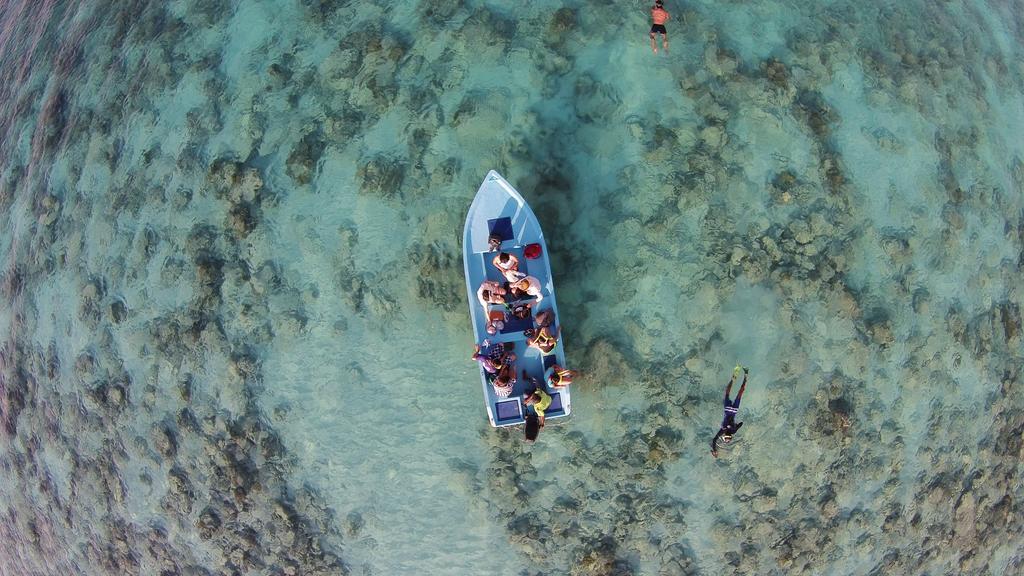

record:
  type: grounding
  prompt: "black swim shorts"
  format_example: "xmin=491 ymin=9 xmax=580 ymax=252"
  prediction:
xmin=651 ymin=24 xmax=667 ymax=34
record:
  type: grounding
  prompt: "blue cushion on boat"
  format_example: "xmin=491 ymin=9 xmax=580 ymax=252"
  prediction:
xmin=543 ymin=354 xmax=558 ymax=368
xmin=495 ymin=399 xmax=522 ymax=422
xmin=547 ymin=392 xmax=563 ymax=413
xmin=488 ymin=217 xmax=514 ymax=241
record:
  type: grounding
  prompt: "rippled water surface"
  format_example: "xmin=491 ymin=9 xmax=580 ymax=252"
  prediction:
xmin=1 ymin=0 xmax=1022 ymax=574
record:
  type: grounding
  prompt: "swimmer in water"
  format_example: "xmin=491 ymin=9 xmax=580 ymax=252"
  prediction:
xmin=711 ymin=366 xmax=748 ymax=458
xmin=650 ymin=0 xmax=670 ymax=54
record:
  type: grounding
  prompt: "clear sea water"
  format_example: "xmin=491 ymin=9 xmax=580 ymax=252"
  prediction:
xmin=1 ymin=0 xmax=1022 ymax=574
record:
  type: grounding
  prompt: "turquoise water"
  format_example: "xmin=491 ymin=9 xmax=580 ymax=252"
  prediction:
xmin=0 ymin=0 xmax=1022 ymax=574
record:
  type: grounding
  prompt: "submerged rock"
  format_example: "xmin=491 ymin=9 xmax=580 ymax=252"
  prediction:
xmin=794 ymin=90 xmax=839 ymax=139
xmin=196 ymin=507 xmax=221 ymax=540
xmin=227 ymin=201 xmax=260 ymax=239
xmin=109 ymin=299 xmax=128 ymax=324
xmin=106 ymin=383 xmax=127 ymax=408
xmin=999 ymin=302 xmax=1020 ymax=343
xmin=420 ymin=0 xmax=464 ymax=27
xmin=152 ymin=424 xmax=178 ymax=459
xmin=286 ymin=131 xmax=326 ymax=185
xmin=764 ymin=57 xmax=790 ymax=88
xmin=356 ymin=154 xmax=407 ymax=199
xmin=37 ymin=194 xmax=61 ymax=226
xmin=700 ymin=124 xmax=726 ymax=149
xmin=549 ymin=7 xmax=576 ymax=36
xmin=411 ymin=242 xmax=462 ymax=312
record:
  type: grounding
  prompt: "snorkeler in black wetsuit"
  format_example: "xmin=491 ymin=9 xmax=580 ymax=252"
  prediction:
xmin=711 ymin=366 xmax=748 ymax=458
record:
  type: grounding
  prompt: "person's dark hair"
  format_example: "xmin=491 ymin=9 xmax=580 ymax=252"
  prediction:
xmin=482 ymin=289 xmax=491 ymax=300
xmin=524 ymin=413 xmax=540 ymax=442
xmin=499 ymin=252 xmax=510 ymax=263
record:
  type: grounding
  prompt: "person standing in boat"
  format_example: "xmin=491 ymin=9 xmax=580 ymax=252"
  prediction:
xmin=492 ymin=252 xmax=525 ymax=282
xmin=711 ymin=366 xmax=749 ymax=458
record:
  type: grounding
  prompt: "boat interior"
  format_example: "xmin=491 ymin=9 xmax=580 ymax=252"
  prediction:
xmin=466 ymin=216 xmax=567 ymax=425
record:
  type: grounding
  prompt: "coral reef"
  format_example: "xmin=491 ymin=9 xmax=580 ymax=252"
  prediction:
xmin=0 ymin=0 xmax=1022 ymax=574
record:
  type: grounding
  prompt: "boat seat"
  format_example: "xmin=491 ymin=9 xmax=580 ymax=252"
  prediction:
xmin=495 ymin=398 xmax=522 ymax=424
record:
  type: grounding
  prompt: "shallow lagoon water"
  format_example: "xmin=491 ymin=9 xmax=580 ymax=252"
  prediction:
xmin=0 ymin=0 xmax=1022 ymax=574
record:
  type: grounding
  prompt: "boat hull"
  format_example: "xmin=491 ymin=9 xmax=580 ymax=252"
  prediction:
xmin=463 ymin=171 xmax=572 ymax=427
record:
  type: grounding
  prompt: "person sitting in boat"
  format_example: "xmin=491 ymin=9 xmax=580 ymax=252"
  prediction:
xmin=484 ymin=309 xmax=506 ymax=335
xmin=522 ymin=386 xmax=552 ymax=443
xmin=476 ymin=279 xmax=507 ymax=309
xmin=472 ymin=342 xmax=516 ymax=374
xmin=524 ymin=309 xmax=558 ymax=354
xmin=508 ymin=301 xmax=533 ymax=321
xmin=534 ymin=308 xmax=554 ymax=328
xmin=545 ymin=364 xmax=576 ymax=389
xmin=526 ymin=324 xmax=560 ymax=355
xmin=509 ymin=275 xmax=543 ymax=303
xmin=492 ymin=362 xmax=516 ymax=398
xmin=487 ymin=233 xmax=503 ymax=252
xmin=492 ymin=252 xmax=525 ymax=283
